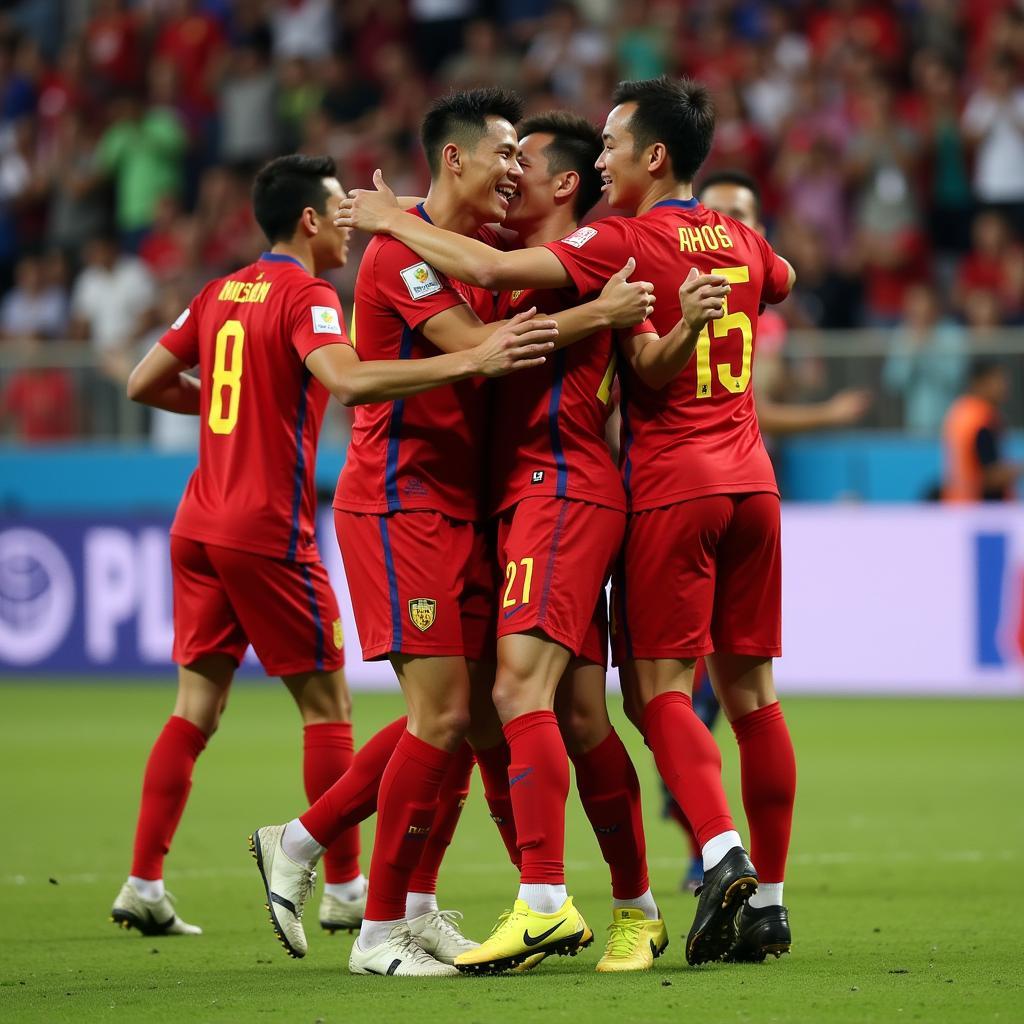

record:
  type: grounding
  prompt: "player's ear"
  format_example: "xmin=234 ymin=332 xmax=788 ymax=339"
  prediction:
xmin=647 ymin=142 xmax=668 ymax=174
xmin=442 ymin=143 xmax=462 ymax=176
xmin=554 ymin=170 xmax=579 ymax=203
xmin=299 ymin=205 xmax=319 ymax=237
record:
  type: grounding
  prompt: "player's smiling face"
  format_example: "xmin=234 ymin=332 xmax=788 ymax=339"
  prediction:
xmin=597 ymin=103 xmax=649 ymax=213
xmin=458 ymin=116 xmax=522 ymax=224
xmin=503 ymin=132 xmax=557 ymax=231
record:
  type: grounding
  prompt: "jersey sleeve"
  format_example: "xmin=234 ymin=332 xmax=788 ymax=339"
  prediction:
xmin=158 ymin=300 xmax=200 ymax=365
xmin=373 ymin=238 xmax=467 ymax=331
xmin=289 ymin=280 xmax=352 ymax=362
xmin=755 ymin=233 xmax=792 ymax=306
xmin=543 ymin=217 xmax=635 ymax=298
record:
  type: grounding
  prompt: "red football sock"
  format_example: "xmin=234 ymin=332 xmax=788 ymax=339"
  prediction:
xmin=474 ymin=740 xmax=521 ymax=870
xmin=300 ymin=717 xmax=406 ymax=848
xmin=364 ymin=730 xmax=452 ymax=921
xmin=642 ymin=691 xmax=735 ymax=849
xmin=130 ymin=716 xmax=207 ymax=879
xmin=303 ymin=723 xmax=360 ymax=884
xmin=504 ymin=710 xmax=569 ymax=885
xmin=665 ymin=798 xmax=701 ymax=860
xmin=731 ymin=702 xmax=796 ymax=884
xmin=570 ymin=729 xmax=650 ymax=900
xmin=407 ymin=741 xmax=474 ymax=895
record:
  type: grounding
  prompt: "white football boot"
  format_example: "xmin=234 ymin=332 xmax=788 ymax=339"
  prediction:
xmin=349 ymin=923 xmax=460 ymax=977
xmin=249 ymin=824 xmax=317 ymax=958
xmin=110 ymin=881 xmax=202 ymax=936
xmin=319 ymin=886 xmax=366 ymax=934
xmin=407 ymin=909 xmax=479 ymax=964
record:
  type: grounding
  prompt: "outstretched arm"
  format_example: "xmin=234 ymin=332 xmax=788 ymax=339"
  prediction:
xmin=127 ymin=344 xmax=201 ymax=413
xmin=306 ymin=309 xmax=557 ymax=407
xmin=338 ymin=170 xmax=571 ymax=291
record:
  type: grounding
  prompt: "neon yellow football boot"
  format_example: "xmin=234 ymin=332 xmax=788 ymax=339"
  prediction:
xmin=595 ymin=907 xmax=668 ymax=972
xmin=454 ymin=897 xmax=592 ymax=975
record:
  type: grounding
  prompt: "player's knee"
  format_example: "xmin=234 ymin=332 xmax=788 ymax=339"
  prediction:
xmin=557 ymin=703 xmax=610 ymax=756
xmin=409 ymin=704 xmax=470 ymax=751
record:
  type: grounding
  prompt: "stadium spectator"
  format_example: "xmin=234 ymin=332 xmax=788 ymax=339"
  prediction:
xmin=0 ymin=336 xmax=77 ymax=441
xmin=962 ymin=52 xmax=1024 ymax=233
xmin=270 ymin=0 xmax=334 ymax=62
xmin=438 ymin=19 xmax=520 ymax=90
xmin=956 ymin=211 xmax=1024 ymax=322
xmin=83 ymin=0 xmax=143 ymax=96
xmin=523 ymin=1 xmax=610 ymax=103
xmin=69 ymin=232 xmax=156 ymax=435
xmin=0 ymin=253 xmax=68 ymax=341
xmin=883 ymin=283 xmax=966 ymax=436
xmin=94 ymin=68 xmax=188 ymax=248
xmin=942 ymin=359 xmax=1022 ymax=501
xmin=216 ymin=32 xmax=279 ymax=167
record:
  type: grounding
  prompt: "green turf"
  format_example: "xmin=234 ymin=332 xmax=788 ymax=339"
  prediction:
xmin=0 ymin=684 xmax=1021 ymax=1023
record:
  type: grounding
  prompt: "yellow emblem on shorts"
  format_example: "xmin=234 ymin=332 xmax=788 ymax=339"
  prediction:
xmin=510 ymin=289 xmax=524 ymax=305
xmin=408 ymin=598 xmax=436 ymax=632
xmin=332 ymin=618 xmax=344 ymax=649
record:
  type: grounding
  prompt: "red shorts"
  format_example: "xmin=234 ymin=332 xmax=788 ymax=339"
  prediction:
xmin=171 ymin=536 xmax=344 ymax=675
xmin=335 ymin=509 xmax=497 ymax=661
xmin=611 ymin=492 xmax=781 ymax=663
xmin=496 ymin=496 xmax=624 ymax=659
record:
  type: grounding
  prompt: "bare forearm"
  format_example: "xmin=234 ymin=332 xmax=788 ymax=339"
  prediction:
xmin=328 ymin=352 xmax=478 ymax=406
xmin=550 ymin=299 xmax=612 ymax=350
xmin=132 ymin=373 xmax=201 ymax=414
xmin=756 ymin=399 xmax=842 ymax=435
xmin=631 ymin=319 xmax=701 ymax=390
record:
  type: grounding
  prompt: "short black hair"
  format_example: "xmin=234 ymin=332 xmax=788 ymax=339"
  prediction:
xmin=252 ymin=154 xmax=337 ymax=244
xmin=611 ymin=75 xmax=715 ymax=184
xmin=519 ymin=111 xmax=603 ymax=218
xmin=421 ymin=87 xmax=524 ymax=177
xmin=697 ymin=169 xmax=762 ymax=218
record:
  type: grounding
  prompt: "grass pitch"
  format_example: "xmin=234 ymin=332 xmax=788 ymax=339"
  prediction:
xmin=0 ymin=684 xmax=1021 ymax=1024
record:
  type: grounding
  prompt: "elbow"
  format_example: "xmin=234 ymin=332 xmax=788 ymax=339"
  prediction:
xmin=638 ymin=368 xmax=672 ymax=391
xmin=331 ymin=380 xmax=359 ymax=408
xmin=470 ymin=257 xmax=501 ymax=291
xmin=125 ymin=370 xmax=146 ymax=404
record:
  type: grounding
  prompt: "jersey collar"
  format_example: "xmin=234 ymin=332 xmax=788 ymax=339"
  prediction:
xmin=415 ymin=203 xmax=433 ymax=224
xmin=651 ymin=198 xmax=701 ymax=210
xmin=260 ymin=251 xmax=308 ymax=271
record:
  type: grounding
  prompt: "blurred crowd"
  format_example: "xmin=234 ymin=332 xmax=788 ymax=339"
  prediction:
xmin=0 ymin=0 xmax=1023 ymax=443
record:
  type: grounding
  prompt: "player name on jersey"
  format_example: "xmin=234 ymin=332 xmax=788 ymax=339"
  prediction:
xmin=217 ymin=279 xmax=272 ymax=304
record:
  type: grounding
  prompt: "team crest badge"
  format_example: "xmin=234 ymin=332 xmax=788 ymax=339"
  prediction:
xmin=510 ymin=289 xmax=524 ymax=305
xmin=408 ymin=598 xmax=437 ymax=632
xmin=332 ymin=618 xmax=344 ymax=649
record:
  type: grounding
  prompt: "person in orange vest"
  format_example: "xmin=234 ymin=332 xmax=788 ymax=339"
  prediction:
xmin=942 ymin=359 xmax=1022 ymax=501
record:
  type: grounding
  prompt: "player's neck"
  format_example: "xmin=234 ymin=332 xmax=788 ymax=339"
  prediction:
xmin=635 ymin=179 xmax=694 ymax=216
xmin=270 ymin=241 xmax=315 ymax=275
xmin=421 ymin=186 xmax=487 ymax=237
xmin=517 ymin=209 xmax=577 ymax=248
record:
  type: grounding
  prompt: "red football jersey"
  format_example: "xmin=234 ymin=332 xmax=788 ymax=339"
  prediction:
xmin=490 ymin=284 xmax=624 ymax=514
xmin=334 ymin=207 xmax=498 ymax=523
xmin=544 ymin=200 xmax=791 ymax=510
xmin=161 ymin=252 xmax=348 ymax=562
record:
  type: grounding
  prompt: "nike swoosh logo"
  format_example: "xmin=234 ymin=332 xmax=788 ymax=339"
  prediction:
xmin=503 ymin=604 xmax=526 ymax=620
xmin=523 ymin=919 xmax=566 ymax=946
xmin=509 ymin=767 xmax=533 ymax=787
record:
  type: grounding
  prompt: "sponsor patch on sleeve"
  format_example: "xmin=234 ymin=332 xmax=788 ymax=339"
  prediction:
xmin=170 ymin=308 xmax=190 ymax=330
xmin=400 ymin=262 xmax=443 ymax=300
xmin=559 ymin=226 xmax=597 ymax=249
xmin=311 ymin=305 xmax=343 ymax=334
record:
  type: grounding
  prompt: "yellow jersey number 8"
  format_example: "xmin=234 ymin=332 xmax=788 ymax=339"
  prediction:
xmin=208 ymin=319 xmax=245 ymax=435
xmin=694 ymin=265 xmax=752 ymax=399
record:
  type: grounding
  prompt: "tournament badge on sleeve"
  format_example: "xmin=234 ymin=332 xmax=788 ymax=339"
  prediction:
xmin=408 ymin=598 xmax=437 ymax=632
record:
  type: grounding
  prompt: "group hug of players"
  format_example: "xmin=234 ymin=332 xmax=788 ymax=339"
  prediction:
xmin=110 ymin=75 xmax=798 ymax=978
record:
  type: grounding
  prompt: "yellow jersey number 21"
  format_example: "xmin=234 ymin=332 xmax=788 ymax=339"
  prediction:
xmin=208 ymin=319 xmax=245 ymax=434
xmin=694 ymin=265 xmax=752 ymax=399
